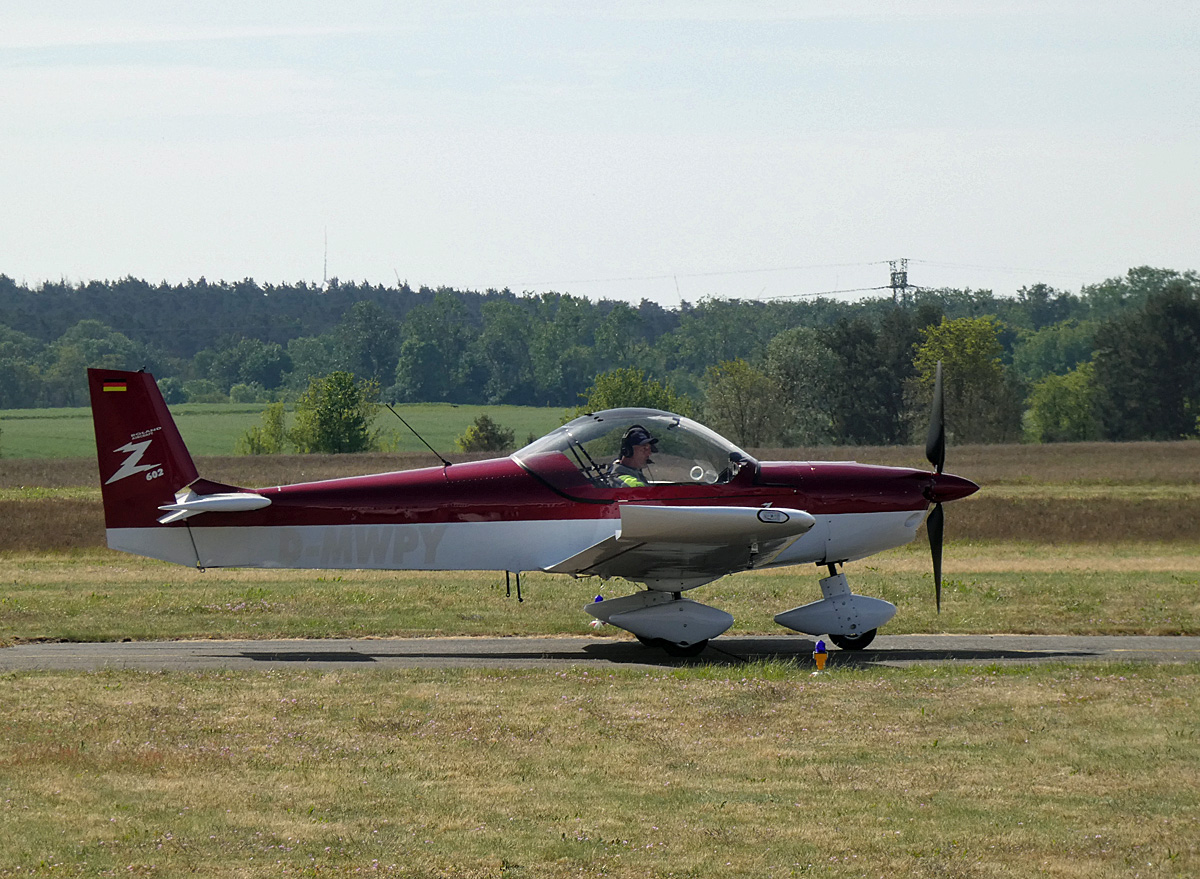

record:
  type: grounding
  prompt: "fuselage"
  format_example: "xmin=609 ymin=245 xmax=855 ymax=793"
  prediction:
xmin=108 ymin=453 xmax=978 ymax=575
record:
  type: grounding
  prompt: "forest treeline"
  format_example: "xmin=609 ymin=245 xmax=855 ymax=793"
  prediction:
xmin=1 ymin=266 xmax=1197 ymax=446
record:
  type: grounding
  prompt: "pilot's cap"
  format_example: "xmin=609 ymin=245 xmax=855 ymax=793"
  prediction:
xmin=622 ymin=425 xmax=659 ymax=455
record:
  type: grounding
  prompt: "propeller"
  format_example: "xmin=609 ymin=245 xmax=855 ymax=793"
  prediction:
xmin=924 ymin=361 xmax=946 ymax=612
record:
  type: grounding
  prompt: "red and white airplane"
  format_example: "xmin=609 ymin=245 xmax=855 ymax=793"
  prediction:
xmin=88 ymin=367 xmax=977 ymax=656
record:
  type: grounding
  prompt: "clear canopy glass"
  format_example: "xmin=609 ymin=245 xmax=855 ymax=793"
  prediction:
xmin=512 ymin=408 xmax=754 ymax=489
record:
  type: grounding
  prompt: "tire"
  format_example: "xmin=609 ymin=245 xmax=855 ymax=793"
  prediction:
xmin=828 ymin=629 xmax=877 ymax=650
xmin=661 ymin=639 xmax=709 ymax=658
xmin=638 ymin=636 xmax=709 ymax=657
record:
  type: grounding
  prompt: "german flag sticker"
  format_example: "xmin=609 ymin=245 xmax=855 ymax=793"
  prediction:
xmin=103 ymin=381 xmax=128 ymax=392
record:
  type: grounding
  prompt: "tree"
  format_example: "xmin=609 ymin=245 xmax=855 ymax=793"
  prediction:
xmin=41 ymin=320 xmax=151 ymax=407
xmin=229 ymin=382 xmax=269 ymax=403
xmin=573 ymin=368 xmax=693 ymax=419
xmin=182 ymin=379 xmax=227 ymax=403
xmin=1082 ymin=266 xmax=1200 ymax=322
xmin=197 ymin=338 xmax=292 ymax=392
xmin=1010 ymin=319 xmax=1097 ymax=385
xmin=528 ymin=294 xmax=600 ymax=406
xmin=593 ymin=301 xmax=648 ymax=369
xmin=157 ymin=376 xmax=186 ymax=404
xmin=702 ymin=359 xmax=780 ymax=448
xmin=664 ymin=299 xmax=776 ymax=376
xmin=1025 ymin=362 xmax=1100 ymax=442
xmin=237 ymin=401 xmax=289 ymax=454
xmin=472 ymin=301 xmax=535 ymax=404
xmin=763 ymin=327 xmax=838 ymax=445
xmin=1091 ymin=281 xmax=1200 ymax=440
xmin=289 ymin=372 xmax=382 ymax=454
xmin=910 ymin=317 xmax=1022 ymax=443
xmin=1013 ymin=283 xmax=1077 ymax=330
xmin=287 ymin=335 xmax=338 ymax=390
xmin=456 ymin=414 xmax=516 ymax=452
xmin=393 ymin=293 xmax=477 ymax=402
xmin=332 ymin=300 xmax=401 ymax=385
xmin=0 ymin=323 xmax=42 ymax=408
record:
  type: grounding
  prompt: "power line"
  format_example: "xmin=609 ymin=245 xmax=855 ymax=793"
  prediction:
xmin=765 ymin=285 xmax=893 ymax=301
xmin=517 ymin=259 xmax=894 ymax=288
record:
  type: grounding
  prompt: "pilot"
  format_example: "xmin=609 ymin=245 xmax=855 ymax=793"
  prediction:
xmin=610 ymin=425 xmax=658 ymax=487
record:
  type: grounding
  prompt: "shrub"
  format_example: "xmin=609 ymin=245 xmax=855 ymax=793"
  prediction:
xmin=571 ymin=368 xmax=693 ymax=420
xmin=288 ymin=372 xmax=382 ymax=454
xmin=456 ymin=414 xmax=516 ymax=453
xmin=236 ymin=401 xmax=289 ymax=455
xmin=229 ymin=382 xmax=269 ymax=404
xmin=157 ymin=376 xmax=186 ymax=404
xmin=182 ymin=379 xmax=228 ymax=404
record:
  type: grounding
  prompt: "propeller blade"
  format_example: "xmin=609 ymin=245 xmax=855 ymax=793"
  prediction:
xmin=927 ymin=502 xmax=944 ymax=613
xmin=925 ymin=360 xmax=945 ymax=474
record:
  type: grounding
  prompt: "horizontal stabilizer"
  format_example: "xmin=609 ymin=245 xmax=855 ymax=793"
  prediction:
xmin=157 ymin=489 xmax=271 ymax=524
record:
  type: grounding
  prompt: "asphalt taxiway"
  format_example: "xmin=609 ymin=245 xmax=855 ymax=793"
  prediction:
xmin=3 ymin=634 xmax=1199 ymax=672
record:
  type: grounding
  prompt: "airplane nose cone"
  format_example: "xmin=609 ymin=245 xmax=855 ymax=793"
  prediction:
xmin=924 ymin=472 xmax=979 ymax=503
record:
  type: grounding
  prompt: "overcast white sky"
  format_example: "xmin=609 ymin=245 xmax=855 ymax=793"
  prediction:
xmin=3 ymin=1 xmax=1197 ymax=305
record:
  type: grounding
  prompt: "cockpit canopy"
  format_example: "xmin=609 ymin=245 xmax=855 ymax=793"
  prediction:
xmin=512 ymin=408 xmax=755 ymax=490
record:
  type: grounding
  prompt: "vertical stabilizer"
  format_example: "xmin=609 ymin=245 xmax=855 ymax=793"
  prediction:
xmin=88 ymin=369 xmax=199 ymax=529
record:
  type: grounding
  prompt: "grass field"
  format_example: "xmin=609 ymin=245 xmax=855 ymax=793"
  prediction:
xmin=0 ymin=402 xmax=566 ymax=458
xmin=2 ymin=663 xmax=1197 ymax=877
xmin=1 ymin=543 xmax=1198 ymax=644
xmin=2 ymin=440 xmax=1198 ymax=877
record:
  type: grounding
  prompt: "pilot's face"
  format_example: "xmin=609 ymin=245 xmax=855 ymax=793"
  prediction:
xmin=629 ymin=442 xmax=654 ymax=467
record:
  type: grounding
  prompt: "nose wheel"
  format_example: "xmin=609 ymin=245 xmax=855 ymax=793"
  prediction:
xmin=827 ymin=628 xmax=877 ymax=650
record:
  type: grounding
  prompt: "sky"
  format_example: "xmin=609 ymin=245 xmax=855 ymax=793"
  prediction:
xmin=3 ymin=1 xmax=1197 ymax=306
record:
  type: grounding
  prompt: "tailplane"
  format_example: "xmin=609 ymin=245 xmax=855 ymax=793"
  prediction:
xmin=88 ymin=369 xmax=200 ymax=529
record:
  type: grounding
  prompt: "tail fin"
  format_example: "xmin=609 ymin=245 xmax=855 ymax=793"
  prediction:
xmin=88 ymin=369 xmax=199 ymax=529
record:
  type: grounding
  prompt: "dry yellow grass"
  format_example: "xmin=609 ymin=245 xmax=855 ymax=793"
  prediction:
xmin=2 ymin=664 xmax=1197 ymax=877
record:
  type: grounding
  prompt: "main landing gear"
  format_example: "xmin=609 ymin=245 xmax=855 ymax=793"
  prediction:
xmin=773 ymin=564 xmax=896 ymax=651
xmin=586 ymin=589 xmax=732 ymax=658
xmin=589 ymin=564 xmax=895 ymax=657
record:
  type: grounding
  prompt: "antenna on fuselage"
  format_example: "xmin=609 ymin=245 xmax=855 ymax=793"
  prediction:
xmin=385 ymin=403 xmax=452 ymax=467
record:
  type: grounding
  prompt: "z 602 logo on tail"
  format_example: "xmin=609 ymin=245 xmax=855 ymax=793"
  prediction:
xmin=105 ymin=440 xmax=162 ymax=485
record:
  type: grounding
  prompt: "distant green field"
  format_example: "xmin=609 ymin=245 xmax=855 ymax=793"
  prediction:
xmin=0 ymin=402 xmax=566 ymax=458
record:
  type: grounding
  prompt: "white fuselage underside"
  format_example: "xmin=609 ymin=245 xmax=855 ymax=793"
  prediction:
xmin=107 ymin=509 xmax=928 ymax=578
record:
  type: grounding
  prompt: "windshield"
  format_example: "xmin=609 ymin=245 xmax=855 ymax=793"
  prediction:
xmin=512 ymin=408 xmax=754 ymax=490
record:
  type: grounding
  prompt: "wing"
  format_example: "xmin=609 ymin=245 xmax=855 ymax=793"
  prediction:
xmin=544 ymin=504 xmax=815 ymax=589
